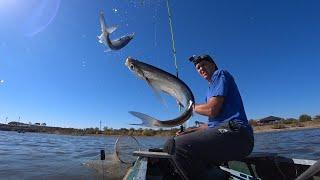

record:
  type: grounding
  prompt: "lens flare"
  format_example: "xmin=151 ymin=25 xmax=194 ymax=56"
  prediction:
xmin=23 ymin=0 xmax=61 ymax=37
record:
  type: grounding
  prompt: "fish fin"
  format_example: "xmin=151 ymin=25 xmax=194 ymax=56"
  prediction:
xmin=129 ymin=111 xmax=160 ymax=127
xmin=128 ymin=32 xmax=135 ymax=38
xmin=107 ymin=25 xmax=118 ymax=34
xmin=177 ymin=101 xmax=185 ymax=108
xmin=186 ymin=100 xmax=194 ymax=113
xmin=99 ymin=11 xmax=117 ymax=33
xmin=188 ymin=100 xmax=194 ymax=108
xmin=129 ymin=123 xmax=142 ymax=126
xmin=104 ymin=49 xmax=113 ymax=53
xmin=145 ymin=77 xmax=168 ymax=108
xmin=98 ymin=37 xmax=104 ymax=44
xmin=99 ymin=11 xmax=108 ymax=32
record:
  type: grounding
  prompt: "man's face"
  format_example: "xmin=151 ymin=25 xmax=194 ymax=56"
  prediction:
xmin=195 ymin=61 xmax=215 ymax=81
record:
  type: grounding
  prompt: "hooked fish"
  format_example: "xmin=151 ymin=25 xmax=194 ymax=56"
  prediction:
xmin=125 ymin=57 xmax=195 ymax=128
xmin=98 ymin=11 xmax=134 ymax=51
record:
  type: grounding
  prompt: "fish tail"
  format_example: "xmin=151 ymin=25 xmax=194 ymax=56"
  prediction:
xmin=106 ymin=26 xmax=117 ymax=34
xmin=99 ymin=11 xmax=117 ymax=34
xmin=129 ymin=32 xmax=135 ymax=38
xmin=129 ymin=111 xmax=159 ymax=127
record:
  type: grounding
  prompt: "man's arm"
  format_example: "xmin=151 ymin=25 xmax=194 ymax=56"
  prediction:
xmin=176 ymin=96 xmax=225 ymax=136
xmin=194 ymin=96 xmax=225 ymax=118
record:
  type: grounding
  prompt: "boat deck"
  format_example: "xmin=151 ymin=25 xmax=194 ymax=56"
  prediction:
xmin=124 ymin=149 xmax=320 ymax=180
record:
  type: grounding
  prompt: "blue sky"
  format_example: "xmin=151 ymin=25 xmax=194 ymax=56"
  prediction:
xmin=0 ymin=0 xmax=319 ymax=129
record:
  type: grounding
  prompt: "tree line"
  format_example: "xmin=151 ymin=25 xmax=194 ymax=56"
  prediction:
xmin=3 ymin=113 xmax=319 ymax=135
xmin=82 ymin=127 xmax=179 ymax=136
xmin=249 ymin=114 xmax=320 ymax=129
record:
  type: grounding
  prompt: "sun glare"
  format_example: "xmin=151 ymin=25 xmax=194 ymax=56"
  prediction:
xmin=0 ymin=0 xmax=16 ymax=8
xmin=0 ymin=0 xmax=21 ymax=13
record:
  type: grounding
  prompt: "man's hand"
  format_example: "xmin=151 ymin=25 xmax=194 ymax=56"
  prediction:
xmin=175 ymin=124 xmax=208 ymax=136
xmin=198 ymin=123 xmax=208 ymax=129
xmin=176 ymin=128 xmax=195 ymax=136
xmin=175 ymin=130 xmax=186 ymax=136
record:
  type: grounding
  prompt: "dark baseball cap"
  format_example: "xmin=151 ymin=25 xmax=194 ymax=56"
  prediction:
xmin=188 ymin=54 xmax=217 ymax=68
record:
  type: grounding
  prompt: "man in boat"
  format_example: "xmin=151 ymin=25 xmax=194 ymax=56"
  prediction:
xmin=164 ymin=54 xmax=254 ymax=180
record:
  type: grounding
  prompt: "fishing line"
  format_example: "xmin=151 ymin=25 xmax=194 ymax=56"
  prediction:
xmin=44 ymin=153 xmax=101 ymax=177
xmin=100 ymin=120 xmax=109 ymax=179
xmin=100 ymin=138 xmax=105 ymax=180
xmin=166 ymin=0 xmax=178 ymax=78
xmin=154 ymin=14 xmax=157 ymax=47
xmin=100 ymin=159 xmax=105 ymax=180
xmin=153 ymin=0 xmax=159 ymax=47
xmin=166 ymin=0 xmax=188 ymax=130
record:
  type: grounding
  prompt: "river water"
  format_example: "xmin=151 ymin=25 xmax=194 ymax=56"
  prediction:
xmin=1 ymin=128 xmax=320 ymax=179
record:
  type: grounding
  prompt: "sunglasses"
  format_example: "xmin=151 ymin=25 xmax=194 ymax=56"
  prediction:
xmin=188 ymin=55 xmax=212 ymax=65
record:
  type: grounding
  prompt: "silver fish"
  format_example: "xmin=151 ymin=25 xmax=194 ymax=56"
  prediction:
xmin=98 ymin=11 xmax=134 ymax=51
xmin=125 ymin=57 xmax=195 ymax=128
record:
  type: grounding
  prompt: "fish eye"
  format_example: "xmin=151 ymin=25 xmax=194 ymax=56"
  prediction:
xmin=130 ymin=64 xmax=134 ymax=70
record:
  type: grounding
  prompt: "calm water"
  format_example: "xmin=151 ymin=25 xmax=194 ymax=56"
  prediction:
xmin=1 ymin=128 xmax=320 ymax=179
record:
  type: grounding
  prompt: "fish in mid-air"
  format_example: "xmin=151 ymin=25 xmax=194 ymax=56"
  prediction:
xmin=125 ymin=57 xmax=195 ymax=128
xmin=98 ymin=11 xmax=134 ymax=51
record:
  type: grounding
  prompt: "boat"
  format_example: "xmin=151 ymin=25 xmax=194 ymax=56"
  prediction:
xmin=123 ymin=148 xmax=320 ymax=180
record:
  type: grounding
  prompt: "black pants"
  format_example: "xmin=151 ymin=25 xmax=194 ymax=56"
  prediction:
xmin=164 ymin=120 xmax=254 ymax=180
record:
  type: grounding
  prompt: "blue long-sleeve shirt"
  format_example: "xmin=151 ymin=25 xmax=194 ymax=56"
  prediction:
xmin=205 ymin=69 xmax=248 ymax=128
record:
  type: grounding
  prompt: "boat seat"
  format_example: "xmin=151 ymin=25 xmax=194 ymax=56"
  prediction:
xmin=133 ymin=151 xmax=172 ymax=159
xmin=246 ymin=152 xmax=278 ymax=159
xmin=133 ymin=150 xmax=188 ymax=180
xmin=238 ymin=152 xmax=297 ymax=180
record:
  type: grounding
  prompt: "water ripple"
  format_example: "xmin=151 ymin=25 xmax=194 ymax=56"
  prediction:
xmin=0 ymin=129 xmax=320 ymax=178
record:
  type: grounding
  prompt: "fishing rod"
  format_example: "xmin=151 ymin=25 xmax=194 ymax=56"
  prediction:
xmin=166 ymin=0 xmax=187 ymax=132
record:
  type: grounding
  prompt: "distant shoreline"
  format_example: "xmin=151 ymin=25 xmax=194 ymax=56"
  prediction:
xmin=253 ymin=120 xmax=320 ymax=133
xmin=2 ymin=120 xmax=320 ymax=136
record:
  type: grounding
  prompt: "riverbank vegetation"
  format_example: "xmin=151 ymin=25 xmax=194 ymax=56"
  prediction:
xmin=1 ymin=114 xmax=319 ymax=136
xmin=250 ymin=114 xmax=320 ymax=133
xmin=0 ymin=123 xmax=179 ymax=136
